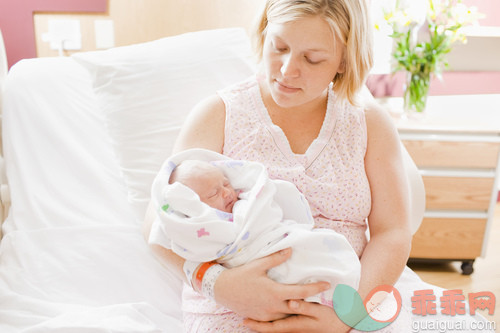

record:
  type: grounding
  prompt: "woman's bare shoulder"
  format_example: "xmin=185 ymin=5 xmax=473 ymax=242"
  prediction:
xmin=356 ymin=86 xmax=395 ymax=133
xmin=363 ymin=98 xmax=398 ymax=142
xmin=172 ymin=94 xmax=226 ymax=153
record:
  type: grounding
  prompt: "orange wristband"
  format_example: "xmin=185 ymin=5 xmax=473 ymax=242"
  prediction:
xmin=194 ymin=261 xmax=217 ymax=292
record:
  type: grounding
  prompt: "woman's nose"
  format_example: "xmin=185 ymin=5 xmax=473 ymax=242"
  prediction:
xmin=281 ymin=54 xmax=300 ymax=78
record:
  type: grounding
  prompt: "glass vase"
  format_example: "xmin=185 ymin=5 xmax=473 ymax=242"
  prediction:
xmin=403 ymin=71 xmax=430 ymax=117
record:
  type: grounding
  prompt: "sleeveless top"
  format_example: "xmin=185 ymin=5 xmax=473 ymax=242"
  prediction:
xmin=221 ymin=76 xmax=371 ymax=256
xmin=181 ymin=75 xmax=371 ymax=315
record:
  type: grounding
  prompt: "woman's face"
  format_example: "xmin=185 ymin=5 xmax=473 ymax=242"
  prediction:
xmin=262 ymin=15 xmax=345 ymax=109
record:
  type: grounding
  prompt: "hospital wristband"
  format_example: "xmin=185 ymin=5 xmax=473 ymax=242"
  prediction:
xmin=200 ymin=263 xmax=226 ymax=301
xmin=193 ymin=261 xmax=218 ymax=292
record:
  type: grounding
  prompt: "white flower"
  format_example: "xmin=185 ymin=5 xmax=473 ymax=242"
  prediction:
xmin=400 ymin=0 xmax=429 ymax=27
xmin=382 ymin=0 xmax=430 ymax=34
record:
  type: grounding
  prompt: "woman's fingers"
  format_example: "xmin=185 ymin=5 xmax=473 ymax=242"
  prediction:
xmin=243 ymin=315 xmax=307 ymax=333
xmin=250 ymin=247 xmax=293 ymax=271
xmin=244 ymin=300 xmax=347 ymax=333
xmin=288 ymin=299 xmax=317 ymax=316
xmin=277 ymin=281 xmax=331 ymax=307
xmin=243 ymin=301 xmax=321 ymax=332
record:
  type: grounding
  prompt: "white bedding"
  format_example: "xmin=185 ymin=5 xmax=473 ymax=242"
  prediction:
xmin=0 ymin=28 xmax=256 ymax=332
xmin=0 ymin=57 xmax=183 ymax=332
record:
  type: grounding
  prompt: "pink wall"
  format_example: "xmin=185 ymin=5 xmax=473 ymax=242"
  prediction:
xmin=367 ymin=72 xmax=500 ymax=97
xmin=0 ymin=0 xmax=107 ymax=68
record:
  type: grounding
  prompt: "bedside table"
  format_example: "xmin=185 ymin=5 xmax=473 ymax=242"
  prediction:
xmin=378 ymin=94 xmax=500 ymax=274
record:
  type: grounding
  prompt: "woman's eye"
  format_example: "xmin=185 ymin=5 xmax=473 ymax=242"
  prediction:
xmin=305 ymin=56 xmax=322 ymax=65
xmin=272 ymin=41 xmax=288 ymax=52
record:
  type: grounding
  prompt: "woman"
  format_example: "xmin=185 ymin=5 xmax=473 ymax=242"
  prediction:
xmin=144 ymin=0 xmax=493 ymax=332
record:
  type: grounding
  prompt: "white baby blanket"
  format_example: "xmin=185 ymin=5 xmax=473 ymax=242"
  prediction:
xmin=149 ymin=148 xmax=361 ymax=304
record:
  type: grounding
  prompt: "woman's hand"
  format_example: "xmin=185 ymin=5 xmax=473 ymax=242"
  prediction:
xmin=214 ymin=248 xmax=331 ymax=322
xmin=243 ymin=299 xmax=351 ymax=333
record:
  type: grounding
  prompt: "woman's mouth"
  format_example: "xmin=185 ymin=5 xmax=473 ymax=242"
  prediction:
xmin=275 ymin=80 xmax=301 ymax=93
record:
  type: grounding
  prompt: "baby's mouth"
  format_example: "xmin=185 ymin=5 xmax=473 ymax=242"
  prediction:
xmin=226 ymin=198 xmax=236 ymax=211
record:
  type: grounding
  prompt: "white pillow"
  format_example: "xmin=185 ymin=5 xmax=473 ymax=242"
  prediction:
xmin=73 ymin=28 xmax=256 ymax=220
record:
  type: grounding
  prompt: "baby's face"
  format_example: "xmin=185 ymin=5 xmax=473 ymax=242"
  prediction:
xmin=186 ymin=169 xmax=238 ymax=213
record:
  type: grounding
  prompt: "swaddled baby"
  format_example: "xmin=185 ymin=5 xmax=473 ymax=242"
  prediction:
xmin=149 ymin=149 xmax=361 ymax=307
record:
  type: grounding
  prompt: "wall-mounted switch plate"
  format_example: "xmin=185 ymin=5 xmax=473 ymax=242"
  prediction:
xmin=44 ymin=19 xmax=82 ymax=50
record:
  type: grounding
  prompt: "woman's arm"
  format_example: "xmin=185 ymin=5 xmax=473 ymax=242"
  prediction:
xmin=171 ymin=94 xmax=226 ymax=153
xmin=143 ymin=94 xmax=330 ymax=321
xmin=359 ymin=101 xmax=412 ymax=299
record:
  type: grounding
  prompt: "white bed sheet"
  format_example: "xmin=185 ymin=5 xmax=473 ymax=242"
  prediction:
xmin=0 ymin=57 xmax=183 ymax=332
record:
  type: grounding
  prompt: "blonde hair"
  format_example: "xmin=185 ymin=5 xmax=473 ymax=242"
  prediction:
xmin=253 ymin=0 xmax=373 ymax=105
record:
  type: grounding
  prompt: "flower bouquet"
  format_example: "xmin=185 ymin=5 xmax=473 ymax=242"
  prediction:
xmin=382 ymin=0 xmax=482 ymax=114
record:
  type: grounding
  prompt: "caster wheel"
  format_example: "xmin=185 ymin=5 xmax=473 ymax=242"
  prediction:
xmin=461 ymin=261 xmax=474 ymax=275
